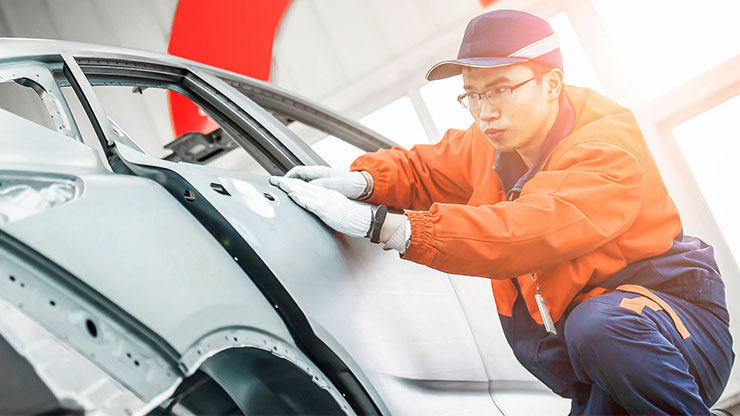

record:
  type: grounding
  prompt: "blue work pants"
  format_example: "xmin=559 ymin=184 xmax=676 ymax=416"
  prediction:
xmin=565 ymin=290 xmax=733 ymax=415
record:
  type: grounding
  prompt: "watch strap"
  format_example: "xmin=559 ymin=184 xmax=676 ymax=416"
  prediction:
xmin=370 ymin=205 xmax=387 ymax=244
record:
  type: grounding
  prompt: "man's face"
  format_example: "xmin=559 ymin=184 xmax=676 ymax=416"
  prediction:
xmin=461 ymin=64 xmax=557 ymax=154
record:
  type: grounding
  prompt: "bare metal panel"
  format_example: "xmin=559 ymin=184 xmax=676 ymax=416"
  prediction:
xmin=2 ymin=136 xmax=293 ymax=356
xmin=0 ymin=298 xmax=146 ymax=415
xmin=114 ymin=143 xmax=512 ymax=414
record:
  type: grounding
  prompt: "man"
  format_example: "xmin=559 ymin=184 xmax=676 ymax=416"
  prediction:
xmin=270 ymin=9 xmax=733 ymax=415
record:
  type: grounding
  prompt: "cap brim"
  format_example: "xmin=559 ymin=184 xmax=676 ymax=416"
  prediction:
xmin=425 ymin=56 xmax=529 ymax=81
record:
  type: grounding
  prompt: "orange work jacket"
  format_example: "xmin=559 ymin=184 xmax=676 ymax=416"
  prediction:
xmin=350 ymin=85 xmax=722 ymax=325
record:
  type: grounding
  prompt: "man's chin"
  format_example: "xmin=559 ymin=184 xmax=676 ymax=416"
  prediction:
xmin=486 ymin=137 xmax=511 ymax=152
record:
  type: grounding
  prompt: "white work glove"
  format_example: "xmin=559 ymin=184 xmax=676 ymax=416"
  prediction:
xmin=285 ymin=165 xmax=370 ymax=200
xmin=269 ymin=176 xmax=372 ymax=238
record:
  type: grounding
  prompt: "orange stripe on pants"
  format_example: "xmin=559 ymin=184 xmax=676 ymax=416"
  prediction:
xmin=616 ymin=284 xmax=691 ymax=339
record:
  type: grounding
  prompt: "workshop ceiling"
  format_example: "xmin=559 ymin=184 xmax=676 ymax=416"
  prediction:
xmin=272 ymin=0 xmax=481 ymax=103
xmin=0 ymin=0 xmax=177 ymax=53
xmin=0 ymin=0 xmax=484 ymax=118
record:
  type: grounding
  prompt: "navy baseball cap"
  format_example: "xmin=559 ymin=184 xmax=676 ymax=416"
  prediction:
xmin=426 ymin=9 xmax=562 ymax=81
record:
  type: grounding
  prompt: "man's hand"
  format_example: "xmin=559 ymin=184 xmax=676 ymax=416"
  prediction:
xmin=269 ymin=176 xmax=372 ymax=238
xmin=284 ymin=166 xmax=370 ymax=199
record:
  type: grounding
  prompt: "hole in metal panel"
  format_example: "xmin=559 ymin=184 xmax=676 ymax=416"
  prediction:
xmin=263 ymin=192 xmax=275 ymax=201
xmin=86 ymin=319 xmax=98 ymax=338
xmin=49 ymin=300 xmax=56 ymax=307
xmin=210 ymin=182 xmax=230 ymax=196
xmin=9 ymin=275 xmax=15 ymax=282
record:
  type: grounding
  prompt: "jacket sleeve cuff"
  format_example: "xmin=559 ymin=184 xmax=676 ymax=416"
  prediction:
xmin=402 ymin=210 xmax=435 ymax=265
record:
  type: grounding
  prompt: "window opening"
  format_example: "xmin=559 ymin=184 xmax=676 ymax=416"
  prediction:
xmin=0 ymin=62 xmax=81 ymax=142
xmin=0 ymin=81 xmax=58 ymax=132
xmin=591 ymin=0 xmax=740 ymax=100
xmin=420 ymin=75 xmax=475 ymax=136
xmin=90 ymin=85 xmax=269 ymax=175
xmin=214 ymin=72 xmax=396 ymax=156
xmin=59 ymin=57 xmax=301 ymax=175
xmin=358 ymin=96 xmax=429 ymax=149
xmin=311 ymin=136 xmax=365 ymax=171
xmin=672 ymin=93 xmax=740 ymax=260
xmin=286 ymin=120 xmax=364 ymax=170
xmin=546 ymin=12 xmax=604 ymax=94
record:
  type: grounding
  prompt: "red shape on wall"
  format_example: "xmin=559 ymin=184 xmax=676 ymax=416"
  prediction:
xmin=167 ymin=0 xmax=292 ymax=137
xmin=478 ymin=0 xmax=499 ymax=7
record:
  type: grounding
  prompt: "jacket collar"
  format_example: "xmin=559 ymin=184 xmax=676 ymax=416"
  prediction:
xmin=493 ymin=93 xmax=575 ymax=200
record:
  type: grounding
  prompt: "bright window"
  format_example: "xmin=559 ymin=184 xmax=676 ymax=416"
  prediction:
xmin=359 ymin=96 xmax=429 ymax=149
xmin=311 ymin=135 xmax=365 ymax=171
xmin=310 ymin=96 xmax=429 ymax=170
xmin=547 ymin=12 xmax=604 ymax=94
xmin=672 ymin=94 xmax=740 ymax=259
xmin=420 ymin=75 xmax=475 ymax=138
xmin=591 ymin=0 xmax=740 ymax=100
xmin=285 ymin=120 xmax=365 ymax=171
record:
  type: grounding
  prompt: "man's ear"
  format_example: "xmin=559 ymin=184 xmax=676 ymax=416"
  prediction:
xmin=544 ymin=68 xmax=564 ymax=101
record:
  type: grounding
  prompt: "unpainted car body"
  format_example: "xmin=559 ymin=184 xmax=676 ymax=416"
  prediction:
xmin=0 ymin=38 xmax=571 ymax=415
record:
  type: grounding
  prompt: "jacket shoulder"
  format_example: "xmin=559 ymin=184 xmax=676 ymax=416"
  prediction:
xmin=552 ymin=86 xmax=648 ymax=166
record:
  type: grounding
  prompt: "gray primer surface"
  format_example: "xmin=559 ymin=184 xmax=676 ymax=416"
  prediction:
xmin=0 ymin=112 xmax=356 ymax=411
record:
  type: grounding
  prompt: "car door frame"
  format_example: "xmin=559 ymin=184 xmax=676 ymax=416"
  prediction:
xmin=59 ymin=51 xmax=327 ymax=175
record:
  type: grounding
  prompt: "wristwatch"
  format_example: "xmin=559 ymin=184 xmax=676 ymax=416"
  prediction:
xmin=369 ymin=205 xmax=387 ymax=244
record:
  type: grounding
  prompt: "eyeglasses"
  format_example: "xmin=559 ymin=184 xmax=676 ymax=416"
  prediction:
xmin=457 ymin=77 xmax=535 ymax=111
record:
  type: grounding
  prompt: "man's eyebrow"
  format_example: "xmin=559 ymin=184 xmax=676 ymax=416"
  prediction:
xmin=463 ymin=76 xmax=511 ymax=91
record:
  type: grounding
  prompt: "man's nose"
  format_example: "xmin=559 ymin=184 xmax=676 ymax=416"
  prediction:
xmin=478 ymin=99 xmax=501 ymax=121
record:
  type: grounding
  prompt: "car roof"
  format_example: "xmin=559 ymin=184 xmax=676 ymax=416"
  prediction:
xmin=0 ymin=37 xmax=206 ymax=68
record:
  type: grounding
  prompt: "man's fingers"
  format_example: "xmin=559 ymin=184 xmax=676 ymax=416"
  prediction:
xmin=309 ymin=177 xmax=337 ymax=189
xmin=288 ymin=189 xmax=319 ymax=211
xmin=284 ymin=166 xmax=334 ymax=181
xmin=271 ymin=177 xmax=319 ymax=211
xmin=287 ymin=192 xmax=308 ymax=210
xmin=271 ymin=174 xmax=370 ymax=238
xmin=284 ymin=166 xmax=311 ymax=180
xmin=269 ymin=176 xmax=288 ymax=190
xmin=271 ymin=176 xmax=302 ymax=192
